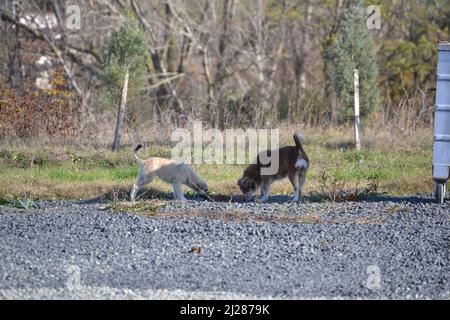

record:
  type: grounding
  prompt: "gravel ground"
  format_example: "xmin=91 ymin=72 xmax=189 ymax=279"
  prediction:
xmin=0 ymin=195 xmax=449 ymax=300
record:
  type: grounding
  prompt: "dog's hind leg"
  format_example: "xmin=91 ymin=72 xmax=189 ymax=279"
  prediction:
xmin=297 ymin=173 xmax=306 ymax=201
xmin=130 ymin=185 xmax=139 ymax=202
xmin=290 ymin=173 xmax=306 ymax=202
xmin=172 ymin=181 xmax=186 ymax=201
xmin=289 ymin=173 xmax=300 ymax=202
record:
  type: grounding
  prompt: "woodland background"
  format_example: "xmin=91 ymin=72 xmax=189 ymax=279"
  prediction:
xmin=1 ymin=0 xmax=449 ymax=144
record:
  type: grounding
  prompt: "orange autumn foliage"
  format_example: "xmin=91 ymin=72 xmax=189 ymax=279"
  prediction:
xmin=0 ymin=71 xmax=81 ymax=139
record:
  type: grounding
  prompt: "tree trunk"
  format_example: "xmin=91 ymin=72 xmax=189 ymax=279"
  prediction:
xmin=213 ymin=0 xmax=235 ymax=128
xmin=291 ymin=0 xmax=312 ymax=95
xmin=327 ymin=81 xmax=338 ymax=123
xmin=299 ymin=1 xmax=312 ymax=91
xmin=112 ymin=69 xmax=129 ymax=152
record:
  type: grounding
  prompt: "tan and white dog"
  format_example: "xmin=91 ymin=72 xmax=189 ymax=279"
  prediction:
xmin=130 ymin=144 xmax=208 ymax=201
xmin=237 ymin=132 xmax=309 ymax=203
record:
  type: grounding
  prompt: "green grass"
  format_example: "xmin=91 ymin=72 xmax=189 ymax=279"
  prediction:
xmin=108 ymin=200 xmax=165 ymax=214
xmin=1 ymin=165 xmax=138 ymax=182
xmin=0 ymin=128 xmax=434 ymax=200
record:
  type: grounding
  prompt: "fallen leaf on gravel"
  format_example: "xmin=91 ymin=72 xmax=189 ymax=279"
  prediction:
xmin=189 ymin=247 xmax=202 ymax=254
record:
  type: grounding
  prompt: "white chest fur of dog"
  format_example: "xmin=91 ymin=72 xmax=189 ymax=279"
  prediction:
xmin=130 ymin=145 xmax=208 ymax=201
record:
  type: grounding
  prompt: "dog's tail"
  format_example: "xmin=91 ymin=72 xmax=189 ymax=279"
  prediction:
xmin=133 ymin=144 xmax=143 ymax=164
xmin=293 ymin=132 xmax=309 ymax=162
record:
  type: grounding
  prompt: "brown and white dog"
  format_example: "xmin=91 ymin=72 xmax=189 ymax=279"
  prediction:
xmin=237 ymin=132 xmax=309 ymax=202
xmin=130 ymin=144 xmax=208 ymax=202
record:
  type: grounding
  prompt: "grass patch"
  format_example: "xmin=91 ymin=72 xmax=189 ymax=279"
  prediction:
xmin=0 ymin=127 xmax=434 ymax=200
xmin=0 ymin=197 xmax=36 ymax=209
xmin=10 ymin=198 xmax=36 ymax=209
xmin=107 ymin=200 xmax=165 ymax=215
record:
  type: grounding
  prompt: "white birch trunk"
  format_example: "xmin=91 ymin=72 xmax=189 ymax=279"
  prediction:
xmin=354 ymin=69 xmax=361 ymax=151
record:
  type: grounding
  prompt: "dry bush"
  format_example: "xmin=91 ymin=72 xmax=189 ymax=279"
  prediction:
xmin=316 ymin=169 xmax=381 ymax=202
xmin=0 ymin=72 xmax=81 ymax=140
xmin=376 ymin=84 xmax=435 ymax=133
xmin=318 ymin=170 xmax=352 ymax=202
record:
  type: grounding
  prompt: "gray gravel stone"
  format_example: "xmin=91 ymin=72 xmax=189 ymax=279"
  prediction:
xmin=0 ymin=194 xmax=448 ymax=299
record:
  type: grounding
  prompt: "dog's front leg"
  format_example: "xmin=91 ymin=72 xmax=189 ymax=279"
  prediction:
xmin=259 ymin=181 xmax=272 ymax=203
xmin=172 ymin=181 xmax=186 ymax=201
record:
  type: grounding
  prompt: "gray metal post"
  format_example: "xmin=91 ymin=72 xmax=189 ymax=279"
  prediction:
xmin=433 ymin=42 xmax=450 ymax=203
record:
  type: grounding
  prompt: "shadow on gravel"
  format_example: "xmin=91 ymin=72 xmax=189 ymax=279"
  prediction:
xmin=355 ymin=194 xmax=435 ymax=204
xmin=304 ymin=193 xmax=436 ymax=205
xmin=82 ymin=186 xmax=436 ymax=206
xmin=208 ymin=193 xmax=435 ymax=205
xmin=86 ymin=187 xmax=230 ymax=203
xmin=85 ymin=187 xmax=172 ymax=204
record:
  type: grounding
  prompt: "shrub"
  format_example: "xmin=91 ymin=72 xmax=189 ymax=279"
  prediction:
xmin=0 ymin=71 xmax=81 ymax=139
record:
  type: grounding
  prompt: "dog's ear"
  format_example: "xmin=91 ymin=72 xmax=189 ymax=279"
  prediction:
xmin=199 ymin=181 xmax=208 ymax=192
xmin=192 ymin=180 xmax=208 ymax=193
xmin=238 ymin=177 xmax=255 ymax=192
xmin=237 ymin=178 xmax=244 ymax=192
